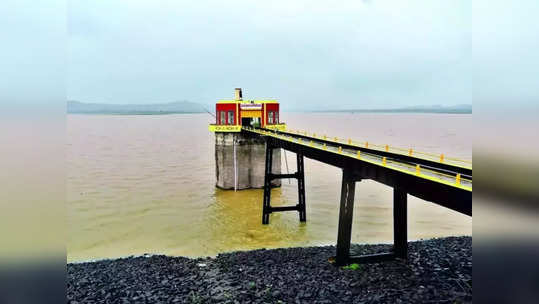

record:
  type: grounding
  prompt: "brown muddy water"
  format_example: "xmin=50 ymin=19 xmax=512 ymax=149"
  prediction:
xmin=67 ymin=113 xmax=471 ymax=262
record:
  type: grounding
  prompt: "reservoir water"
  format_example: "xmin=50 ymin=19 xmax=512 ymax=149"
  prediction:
xmin=67 ymin=113 xmax=471 ymax=262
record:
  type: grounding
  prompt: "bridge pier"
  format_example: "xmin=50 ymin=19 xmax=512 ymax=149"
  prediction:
xmin=393 ymin=188 xmax=408 ymax=259
xmin=334 ymin=169 xmax=408 ymax=265
xmin=335 ymin=169 xmax=358 ymax=265
xmin=262 ymin=142 xmax=306 ymax=224
xmin=254 ymin=129 xmax=469 ymax=266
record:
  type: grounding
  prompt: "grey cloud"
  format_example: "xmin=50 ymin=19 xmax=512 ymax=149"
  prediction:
xmin=68 ymin=0 xmax=471 ymax=111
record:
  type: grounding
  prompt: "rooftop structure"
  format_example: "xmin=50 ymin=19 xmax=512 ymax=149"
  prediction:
xmin=209 ymin=88 xmax=286 ymax=132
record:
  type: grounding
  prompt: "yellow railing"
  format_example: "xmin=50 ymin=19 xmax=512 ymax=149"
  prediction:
xmin=281 ymin=129 xmax=472 ymax=169
xmin=242 ymin=126 xmax=472 ymax=190
xmin=264 ymin=123 xmax=287 ymax=131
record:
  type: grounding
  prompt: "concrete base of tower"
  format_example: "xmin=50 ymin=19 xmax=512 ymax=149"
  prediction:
xmin=215 ymin=132 xmax=281 ymax=190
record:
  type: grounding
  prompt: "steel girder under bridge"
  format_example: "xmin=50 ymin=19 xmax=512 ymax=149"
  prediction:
xmin=243 ymin=126 xmax=472 ymax=266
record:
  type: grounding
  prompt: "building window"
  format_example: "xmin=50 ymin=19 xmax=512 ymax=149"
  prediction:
xmin=220 ymin=111 xmax=226 ymax=125
xmin=268 ymin=111 xmax=274 ymax=124
xmin=274 ymin=112 xmax=279 ymax=124
xmin=228 ymin=111 xmax=234 ymax=125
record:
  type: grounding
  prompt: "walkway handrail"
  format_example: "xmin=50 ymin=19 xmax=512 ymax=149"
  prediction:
xmin=265 ymin=127 xmax=472 ymax=169
xmin=243 ymin=126 xmax=472 ymax=191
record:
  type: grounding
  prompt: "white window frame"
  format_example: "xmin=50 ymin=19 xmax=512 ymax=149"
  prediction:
xmin=220 ymin=111 xmax=226 ymax=125
xmin=228 ymin=111 xmax=234 ymax=125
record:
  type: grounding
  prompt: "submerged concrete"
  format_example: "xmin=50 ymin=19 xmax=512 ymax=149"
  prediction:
xmin=215 ymin=132 xmax=281 ymax=190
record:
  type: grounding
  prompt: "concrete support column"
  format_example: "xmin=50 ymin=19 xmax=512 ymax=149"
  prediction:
xmin=393 ymin=188 xmax=408 ymax=259
xmin=336 ymin=169 xmax=357 ymax=266
xmin=215 ymin=132 xmax=281 ymax=190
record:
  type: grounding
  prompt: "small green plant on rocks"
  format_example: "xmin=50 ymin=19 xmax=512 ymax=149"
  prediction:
xmin=342 ymin=263 xmax=361 ymax=270
xmin=188 ymin=291 xmax=204 ymax=304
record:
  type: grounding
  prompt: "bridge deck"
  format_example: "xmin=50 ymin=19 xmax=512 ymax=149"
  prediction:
xmin=266 ymin=128 xmax=471 ymax=187
xmin=243 ymin=126 xmax=471 ymax=211
xmin=243 ymin=126 xmax=471 ymax=265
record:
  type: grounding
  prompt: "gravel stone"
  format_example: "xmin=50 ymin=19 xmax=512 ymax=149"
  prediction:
xmin=67 ymin=236 xmax=472 ymax=303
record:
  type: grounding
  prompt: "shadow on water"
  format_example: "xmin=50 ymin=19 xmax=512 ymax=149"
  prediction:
xmin=206 ymin=187 xmax=309 ymax=255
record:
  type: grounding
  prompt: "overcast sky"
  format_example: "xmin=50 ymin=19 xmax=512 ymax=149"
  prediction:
xmin=68 ymin=0 xmax=471 ymax=110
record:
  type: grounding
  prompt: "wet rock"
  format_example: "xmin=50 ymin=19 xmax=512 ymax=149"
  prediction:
xmin=68 ymin=236 xmax=472 ymax=303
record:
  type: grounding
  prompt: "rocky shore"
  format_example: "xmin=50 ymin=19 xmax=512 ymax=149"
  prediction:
xmin=67 ymin=236 xmax=471 ymax=303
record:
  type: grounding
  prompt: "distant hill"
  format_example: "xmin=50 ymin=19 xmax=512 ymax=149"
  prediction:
xmin=310 ymin=104 xmax=472 ymax=114
xmin=67 ymin=100 xmax=207 ymax=114
xmin=68 ymin=101 xmax=471 ymax=115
